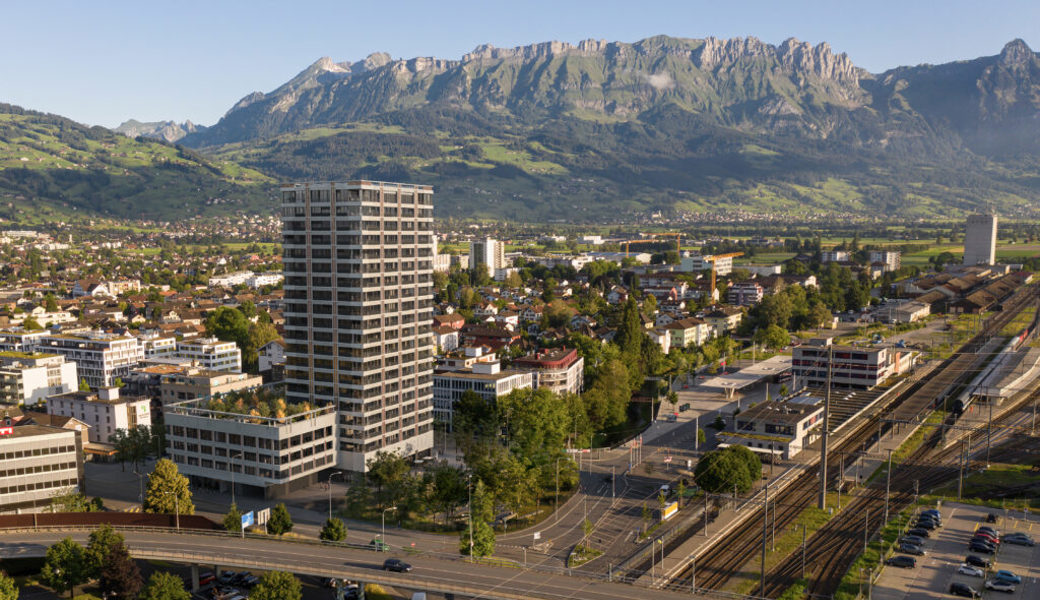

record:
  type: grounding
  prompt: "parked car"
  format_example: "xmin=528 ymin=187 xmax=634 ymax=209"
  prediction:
xmin=985 ymin=579 xmax=1015 ymax=593
xmin=885 ymin=555 xmax=916 ymax=568
xmin=970 ymin=537 xmax=996 ymax=551
xmin=921 ymin=508 xmax=941 ymax=518
xmin=968 ymin=542 xmax=995 ymax=554
xmin=965 ymin=555 xmax=991 ymax=568
xmin=986 ymin=513 xmax=998 ymax=523
xmin=914 ymin=518 xmax=939 ymax=530
xmin=899 ymin=535 xmax=925 ymax=546
xmin=957 ymin=564 xmax=984 ymax=578
xmin=949 ymin=582 xmax=981 ymax=598
xmin=992 ymin=570 xmax=1021 ymax=584
xmin=1002 ymin=532 xmax=1034 ymax=546
xmin=906 ymin=527 xmax=931 ymax=538
xmin=977 ymin=526 xmax=999 ymax=537
xmin=898 ymin=542 xmax=925 ymax=556
xmin=382 ymin=558 xmax=412 ymax=573
xmin=973 ymin=531 xmax=999 ymax=544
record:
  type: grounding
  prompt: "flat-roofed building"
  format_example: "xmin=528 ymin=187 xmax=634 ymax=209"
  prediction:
xmin=37 ymin=331 xmax=142 ymax=389
xmin=0 ymin=423 xmax=84 ymax=514
xmin=0 ymin=352 xmax=77 ymax=406
xmin=718 ymin=395 xmax=824 ymax=459
xmin=46 ymin=386 xmax=151 ymax=444
xmin=433 ymin=362 xmax=532 ymax=429
xmin=792 ymin=337 xmax=917 ymax=389
xmin=175 ymin=337 xmax=241 ymax=373
xmin=164 ymin=398 xmax=337 ymax=499
xmin=0 ymin=329 xmax=49 ymax=353
xmin=964 ymin=214 xmax=997 ymax=266
xmin=511 ymin=347 xmax=584 ymax=395
xmin=160 ymin=368 xmax=263 ymax=406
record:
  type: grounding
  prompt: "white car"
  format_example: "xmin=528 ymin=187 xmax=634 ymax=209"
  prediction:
xmin=957 ymin=564 xmax=984 ymax=578
xmin=985 ymin=579 xmax=1015 ymax=593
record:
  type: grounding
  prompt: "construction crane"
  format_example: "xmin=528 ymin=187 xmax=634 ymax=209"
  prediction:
xmin=704 ymin=252 xmax=744 ymax=299
xmin=621 ymin=239 xmax=667 ymax=257
xmin=646 ymin=232 xmax=682 ymax=254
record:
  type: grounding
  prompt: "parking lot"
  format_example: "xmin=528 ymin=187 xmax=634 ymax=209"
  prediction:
xmin=872 ymin=502 xmax=1038 ymax=600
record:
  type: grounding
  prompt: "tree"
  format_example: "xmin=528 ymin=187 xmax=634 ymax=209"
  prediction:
xmin=44 ymin=293 xmax=59 ymax=312
xmin=614 ymin=297 xmax=645 ymax=355
xmin=676 ymin=479 xmax=687 ymax=507
xmin=143 ymin=458 xmax=195 ymax=515
xmin=366 ymin=451 xmax=411 ymax=509
xmin=694 ymin=446 xmax=762 ymax=494
xmin=320 ymin=517 xmax=347 ymax=542
xmin=460 ymin=479 xmax=495 ymax=557
xmin=267 ymin=503 xmax=293 ymax=535
xmin=223 ymin=502 xmax=242 ymax=532
xmin=140 ymin=572 xmax=189 ymax=600
xmin=757 ymin=324 xmax=791 ymax=350
xmin=111 ymin=426 xmax=152 ymax=472
xmin=78 ymin=378 xmax=90 ymax=392
xmin=250 ymin=571 xmax=302 ymax=600
xmin=40 ymin=537 xmax=87 ymax=599
xmin=22 ymin=316 xmax=42 ymax=330
xmin=97 ymin=542 xmax=142 ymax=600
xmin=0 ymin=571 xmax=16 ymax=600
xmin=50 ymin=491 xmax=103 ymax=512
xmin=453 ymin=389 xmax=500 ymax=454
xmin=85 ymin=524 xmax=124 ymax=578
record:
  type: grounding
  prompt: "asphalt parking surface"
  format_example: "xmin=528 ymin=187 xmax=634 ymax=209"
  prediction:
xmin=872 ymin=503 xmax=1038 ymax=600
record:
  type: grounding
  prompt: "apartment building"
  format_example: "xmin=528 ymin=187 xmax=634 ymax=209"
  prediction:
xmin=727 ymin=282 xmax=764 ymax=306
xmin=165 ymin=399 xmax=336 ymax=499
xmin=0 ymin=329 xmax=50 ymax=353
xmin=682 ymin=254 xmax=732 ymax=276
xmin=432 ymin=362 xmax=532 ymax=429
xmin=511 ymin=347 xmax=584 ymax=395
xmin=0 ymin=423 xmax=84 ymax=514
xmin=282 ymin=181 xmax=435 ymax=472
xmin=868 ymin=251 xmax=901 ymax=273
xmin=791 ymin=337 xmax=917 ymax=389
xmin=0 ymin=352 xmax=77 ymax=406
xmin=46 ymin=387 xmax=152 ymax=444
xmin=175 ymin=337 xmax=242 ymax=372
xmin=37 ymin=331 xmax=143 ymax=389
xmin=138 ymin=333 xmax=177 ymax=359
xmin=469 ymin=238 xmax=506 ymax=273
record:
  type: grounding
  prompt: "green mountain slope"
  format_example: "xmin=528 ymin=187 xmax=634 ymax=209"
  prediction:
xmin=183 ymin=36 xmax=1040 ymax=221
xmin=0 ymin=104 xmax=271 ymax=219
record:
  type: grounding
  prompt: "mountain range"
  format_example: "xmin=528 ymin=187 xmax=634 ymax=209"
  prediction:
xmin=5 ymin=35 xmax=1040 ymax=221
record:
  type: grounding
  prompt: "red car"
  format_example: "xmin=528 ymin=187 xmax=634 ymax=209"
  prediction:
xmin=973 ymin=532 xmax=1000 ymax=545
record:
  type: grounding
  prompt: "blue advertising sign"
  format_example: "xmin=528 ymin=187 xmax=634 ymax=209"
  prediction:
xmin=241 ymin=511 xmax=255 ymax=529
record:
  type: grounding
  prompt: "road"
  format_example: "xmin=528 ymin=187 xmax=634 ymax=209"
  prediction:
xmin=0 ymin=528 xmax=705 ymax=600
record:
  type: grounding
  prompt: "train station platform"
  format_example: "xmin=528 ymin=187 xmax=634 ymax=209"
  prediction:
xmin=976 ymin=346 xmax=1040 ymax=402
xmin=698 ymin=355 xmax=792 ymax=399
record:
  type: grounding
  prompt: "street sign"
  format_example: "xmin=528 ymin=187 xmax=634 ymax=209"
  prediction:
xmin=0 ymin=426 xmax=12 ymax=436
xmin=664 ymin=456 xmax=673 ymax=464
xmin=533 ymin=531 xmax=541 ymax=541
xmin=256 ymin=507 xmax=271 ymax=525
xmin=241 ymin=511 xmax=255 ymax=529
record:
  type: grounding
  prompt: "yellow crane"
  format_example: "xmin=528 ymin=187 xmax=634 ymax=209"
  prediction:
xmin=646 ymin=232 xmax=682 ymax=254
xmin=621 ymin=239 xmax=667 ymax=257
xmin=704 ymin=252 xmax=744 ymax=298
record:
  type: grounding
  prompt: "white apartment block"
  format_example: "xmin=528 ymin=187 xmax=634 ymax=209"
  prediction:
xmin=681 ymin=254 xmax=733 ymax=275
xmin=38 ymin=331 xmax=143 ymax=389
xmin=165 ymin=399 xmax=337 ymax=499
xmin=433 ymin=362 xmax=532 ymax=429
xmin=821 ymin=250 xmax=850 ymax=263
xmin=868 ymin=251 xmax=901 ymax=273
xmin=208 ymin=271 xmax=254 ymax=288
xmin=964 ymin=214 xmax=998 ymax=266
xmin=511 ymin=348 xmax=584 ymax=396
xmin=246 ymin=273 xmax=284 ymax=288
xmin=47 ymin=387 xmax=152 ymax=445
xmin=138 ymin=333 xmax=177 ymax=359
xmin=282 ymin=181 xmax=435 ymax=472
xmin=0 ymin=352 xmax=77 ymax=406
xmin=469 ymin=238 xmax=506 ymax=272
xmin=176 ymin=337 xmax=242 ymax=372
xmin=0 ymin=424 xmax=84 ymax=514
xmin=0 ymin=330 xmax=50 ymax=353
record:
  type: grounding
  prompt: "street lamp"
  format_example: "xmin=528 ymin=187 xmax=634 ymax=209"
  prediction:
xmin=228 ymin=451 xmax=242 ymax=506
xmin=381 ymin=506 xmax=397 ymax=548
xmin=555 ymin=457 xmax=564 ymax=521
xmin=163 ymin=491 xmax=180 ymax=530
xmin=327 ymin=471 xmax=345 ymax=521
xmin=468 ymin=474 xmax=474 ymax=558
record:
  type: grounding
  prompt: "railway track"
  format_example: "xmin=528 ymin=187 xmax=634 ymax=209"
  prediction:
xmin=658 ymin=284 xmax=1039 ymax=596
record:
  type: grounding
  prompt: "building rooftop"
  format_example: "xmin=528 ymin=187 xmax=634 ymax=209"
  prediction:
xmin=1 ymin=424 xmax=74 ymax=440
xmin=0 ymin=351 xmax=59 ymax=360
xmin=434 ymin=367 xmax=527 ymax=382
xmin=512 ymin=347 xmax=579 ymax=369
xmin=738 ymin=398 xmax=823 ymax=425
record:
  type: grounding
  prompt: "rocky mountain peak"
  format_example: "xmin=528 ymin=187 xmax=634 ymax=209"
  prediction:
xmin=999 ymin=38 xmax=1035 ymax=66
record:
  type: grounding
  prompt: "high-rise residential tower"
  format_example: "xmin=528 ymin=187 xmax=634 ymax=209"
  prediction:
xmin=963 ymin=214 xmax=997 ymax=266
xmin=281 ymin=181 xmax=435 ymax=472
xmin=469 ymin=238 xmax=505 ymax=273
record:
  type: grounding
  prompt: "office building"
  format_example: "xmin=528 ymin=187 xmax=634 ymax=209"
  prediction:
xmin=165 ymin=398 xmax=336 ymax=499
xmin=0 ymin=423 xmax=84 ymax=514
xmin=175 ymin=337 xmax=242 ymax=373
xmin=681 ymin=254 xmax=732 ymax=275
xmin=511 ymin=347 xmax=584 ymax=395
xmin=964 ymin=214 xmax=998 ymax=266
xmin=46 ymin=387 xmax=151 ymax=445
xmin=0 ymin=352 xmax=78 ymax=406
xmin=38 ymin=332 xmax=143 ymax=389
xmin=282 ymin=181 xmax=435 ymax=472
xmin=433 ymin=361 xmax=532 ymax=429
xmin=791 ymin=337 xmax=917 ymax=389
xmin=469 ymin=238 xmax=506 ymax=273
xmin=718 ymin=394 xmax=825 ymax=459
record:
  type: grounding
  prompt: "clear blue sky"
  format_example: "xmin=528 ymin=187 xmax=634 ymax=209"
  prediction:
xmin=3 ymin=0 xmax=1037 ymax=127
